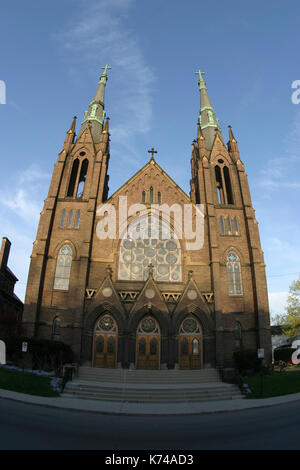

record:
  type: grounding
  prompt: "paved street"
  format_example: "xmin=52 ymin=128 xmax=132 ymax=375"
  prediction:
xmin=1 ymin=397 xmax=300 ymax=450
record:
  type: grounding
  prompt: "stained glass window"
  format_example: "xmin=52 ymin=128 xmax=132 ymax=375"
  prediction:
xmin=226 ymin=251 xmax=243 ymax=295
xmin=53 ymin=245 xmax=72 ymax=290
xmin=118 ymin=216 xmax=181 ymax=282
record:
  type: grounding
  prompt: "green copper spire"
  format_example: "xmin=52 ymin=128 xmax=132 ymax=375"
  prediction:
xmin=195 ymin=69 xmax=223 ymax=150
xmin=78 ymin=65 xmax=111 ymax=143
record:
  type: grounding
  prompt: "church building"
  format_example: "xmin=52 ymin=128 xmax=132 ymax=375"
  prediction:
xmin=22 ymin=67 xmax=271 ymax=379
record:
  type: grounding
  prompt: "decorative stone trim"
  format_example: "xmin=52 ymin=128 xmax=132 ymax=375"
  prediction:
xmin=203 ymin=292 xmax=214 ymax=303
xmin=118 ymin=291 xmax=140 ymax=302
xmin=85 ymin=288 xmax=96 ymax=299
xmin=161 ymin=292 xmax=181 ymax=303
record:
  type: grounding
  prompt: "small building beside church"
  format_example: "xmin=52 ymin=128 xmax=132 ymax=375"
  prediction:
xmin=0 ymin=237 xmax=23 ymax=337
xmin=22 ymin=68 xmax=271 ymax=380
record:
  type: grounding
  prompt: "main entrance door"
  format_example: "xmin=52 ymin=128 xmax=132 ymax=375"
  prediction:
xmin=93 ymin=314 xmax=118 ymax=368
xmin=136 ymin=316 xmax=160 ymax=369
xmin=179 ymin=317 xmax=202 ymax=369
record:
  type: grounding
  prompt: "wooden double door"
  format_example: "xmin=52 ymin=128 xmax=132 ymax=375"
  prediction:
xmin=136 ymin=335 xmax=160 ymax=369
xmin=94 ymin=333 xmax=117 ymax=368
xmin=179 ymin=336 xmax=202 ymax=369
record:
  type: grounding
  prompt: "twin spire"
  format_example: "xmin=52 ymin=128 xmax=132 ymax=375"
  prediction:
xmin=72 ymin=66 xmax=234 ymax=152
xmin=77 ymin=65 xmax=111 ymax=143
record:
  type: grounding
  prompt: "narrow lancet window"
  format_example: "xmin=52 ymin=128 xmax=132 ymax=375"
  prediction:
xmin=67 ymin=159 xmax=79 ymax=197
xmin=142 ymin=191 xmax=146 ymax=203
xmin=67 ymin=210 xmax=73 ymax=228
xmin=223 ymin=166 xmax=234 ymax=204
xmin=227 ymin=251 xmax=243 ymax=295
xmin=54 ymin=245 xmax=73 ymax=291
xmin=158 ymin=192 xmax=161 ymax=204
xmin=74 ymin=210 xmax=80 ymax=229
xmin=59 ymin=209 xmax=66 ymax=228
xmin=76 ymin=158 xmax=89 ymax=198
xmin=220 ymin=216 xmax=225 ymax=235
xmin=150 ymin=187 xmax=154 ymax=203
xmin=234 ymin=216 xmax=239 ymax=234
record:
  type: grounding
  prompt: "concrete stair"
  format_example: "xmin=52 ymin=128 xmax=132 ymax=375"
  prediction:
xmin=63 ymin=367 xmax=243 ymax=403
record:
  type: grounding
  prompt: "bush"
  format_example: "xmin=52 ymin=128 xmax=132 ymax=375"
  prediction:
xmin=274 ymin=347 xmax=296 ymax=363
xmin=4 ymin=336 xmax=73 ymax=376
xmin=233 ymin=349 xmax=262 ymax=374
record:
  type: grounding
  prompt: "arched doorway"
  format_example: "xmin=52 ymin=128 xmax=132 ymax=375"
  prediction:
xmin=179 ymin=317 xmax=202 ymax=369
xmin=93 ymin=314 xmax=118 ymax=368
xmin=136 ymin=316 xmax=160 ymax=369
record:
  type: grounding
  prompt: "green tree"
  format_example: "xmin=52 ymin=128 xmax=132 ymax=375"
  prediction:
xmin=282 ymin=277 xmax=300 ymax=339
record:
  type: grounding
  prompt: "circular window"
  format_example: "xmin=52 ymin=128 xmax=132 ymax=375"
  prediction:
xmin=141 ymin=317 xmax=156 ymax=333
xmin=79 ymin=151 xmax=86 ymax=156
xmin=218 ymin=158 xmax=224 ymax=164
xmin=182 ymin=318 xmax=198 ymax=333
xmin=99 ymin=315 xmax=114 ymax=331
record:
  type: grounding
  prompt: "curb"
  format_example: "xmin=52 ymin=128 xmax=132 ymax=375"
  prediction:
xmin=1 ymin=388 xmax=300 ymax=416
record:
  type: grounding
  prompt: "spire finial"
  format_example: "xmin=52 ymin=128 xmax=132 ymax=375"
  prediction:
xmin=195 ymin=69 xmax=206 ymax=90
xmin=101 ymin=65 xmax=111 ymax=77
xmin=228 ymin=125 xmax=236 ymax=142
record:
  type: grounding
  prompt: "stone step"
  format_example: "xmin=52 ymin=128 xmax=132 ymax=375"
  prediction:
xmin=77 ymin=367 xmax=221 ymax=384
xmin=63 ymin=389 xmax=242 ymax=403
xmin=63 ymin=380 xmax=242 ymax=403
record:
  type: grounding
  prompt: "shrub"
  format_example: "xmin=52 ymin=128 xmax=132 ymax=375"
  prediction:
xmin=233 ymin=349 xmax=262 ymax=374
xmin=274 ymin=347 xmax=296 ymax=363
xmin=4 ymin=336 xmax=73 ymax=376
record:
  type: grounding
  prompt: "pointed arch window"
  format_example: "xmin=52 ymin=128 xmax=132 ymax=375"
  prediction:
xmin=76 ymin=158 xmax=89 ymax=198
xmin=67 ymin=159 xmax=79 ymax=197
xmin=142 ymin=191 xmax=146 ymax=203
xmin=226 ymin=251 xmax=243 ymax=295
xmin=54 ymin=245 xmax=72 ymax=291
xmin=157 ymin=192 xmax=161 ymax=204
xmin=59 ymin=209 xmax=66 ymax=228
xmin=223 ymin=166 xmax=234 ymax=204
xmin=214 ymin=160 xmax=234 ymax=205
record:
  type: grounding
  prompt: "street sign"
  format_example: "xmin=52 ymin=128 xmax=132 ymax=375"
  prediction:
xmin=0 ymin=340 xmax=6 ymax=364
xmin=257 ymin=348 xmax=264 ymax=359
xmin=22 ymin=342 xmax=28 ymax=353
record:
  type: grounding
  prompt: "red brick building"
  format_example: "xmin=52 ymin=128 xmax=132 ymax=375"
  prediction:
xmin=22 ymin=69 xmax=271 ymax=379
xmin=0 ymin=237 xmax=23 ymax=337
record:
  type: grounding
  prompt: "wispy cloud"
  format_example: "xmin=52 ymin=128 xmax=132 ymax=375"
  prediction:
xmin=256 ymin=111 xmax=300 ymax=196
xmin=54 ymin=0 xmax=155 ymax=163
xmin=0 ymin=165 xmax=51 ymax=301
xmin=0 ymin=165 xmax=50 ymax=226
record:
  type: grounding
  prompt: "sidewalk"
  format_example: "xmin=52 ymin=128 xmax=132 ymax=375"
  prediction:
xmin=1 ymin=387 xmax=300 ymax=415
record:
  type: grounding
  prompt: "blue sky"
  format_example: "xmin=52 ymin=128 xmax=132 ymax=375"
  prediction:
xmin=1 ymin=0 xmax=300 ymax=320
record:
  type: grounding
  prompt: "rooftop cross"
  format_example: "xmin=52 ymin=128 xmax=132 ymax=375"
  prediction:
xmin=148 ymin=147 xmax=157 ymax=160
xmin=195 ymin=69 xmax=205 ymax=81
xmin=101 ymin=65 xmax=111 ymax=75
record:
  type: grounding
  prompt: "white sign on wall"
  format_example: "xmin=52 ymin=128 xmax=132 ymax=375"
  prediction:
xmin=22 ymin=342 xmax=28 ymax=353
xmin=0 ymin=340 xmax=6 ymax=365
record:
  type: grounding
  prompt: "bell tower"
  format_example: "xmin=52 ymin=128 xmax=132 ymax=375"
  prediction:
xmin=22 ymin=67 xmax=112 ymax=358
xmin=190 ymin=70 xmax=271 ymax=370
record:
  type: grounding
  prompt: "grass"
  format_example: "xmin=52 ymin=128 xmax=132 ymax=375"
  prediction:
xmin=0 ymin=367 xmax=60 ymax=397
xmin=243 ymin=369 xmax=300 ymax=399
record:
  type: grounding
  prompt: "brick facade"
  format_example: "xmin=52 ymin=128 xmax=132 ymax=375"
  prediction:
xmin=22 ymin=74 xmax=271 ymax=379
